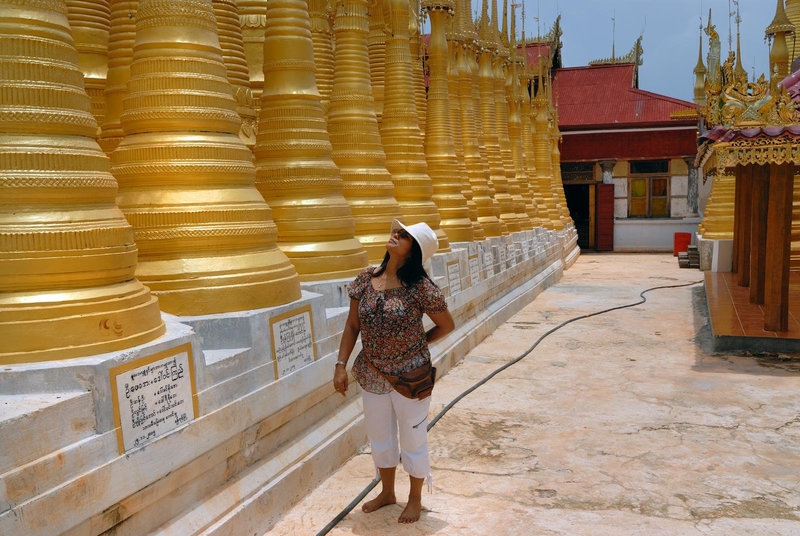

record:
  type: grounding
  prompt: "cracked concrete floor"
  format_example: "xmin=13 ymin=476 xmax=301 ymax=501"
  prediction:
xmin=266 ymin=254 xmax=800 ymax=535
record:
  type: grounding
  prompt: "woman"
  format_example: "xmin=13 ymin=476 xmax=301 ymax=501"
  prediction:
xmin=333 ymin=220 xmax=455 ymax=524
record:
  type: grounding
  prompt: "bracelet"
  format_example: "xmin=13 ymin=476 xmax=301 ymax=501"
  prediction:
xmin=335 ymin=361 xmax=347 ymax=367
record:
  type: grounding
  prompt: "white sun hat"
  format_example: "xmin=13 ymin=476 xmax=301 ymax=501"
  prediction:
xmin=391 ymin=219 xmax=439 ymax=264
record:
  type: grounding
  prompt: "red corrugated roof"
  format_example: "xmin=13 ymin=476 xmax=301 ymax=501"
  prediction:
xmin=553 ymin=63 xmax=697 ymax=130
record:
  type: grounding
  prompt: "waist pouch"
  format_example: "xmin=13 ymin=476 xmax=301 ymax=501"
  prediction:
xmin=366 ymin=357 xmax=436 ymax=400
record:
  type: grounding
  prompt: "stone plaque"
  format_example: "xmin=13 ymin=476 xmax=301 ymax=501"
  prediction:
xmin=446 ymin=260 xmax=461 ymax=294
xmin=468 ymin=254 xmax=480 ymax=285
xmin=483 ymin=251 xmax=493 ymax=267
xmin=270 ymin=304 xmax=317 ymax=379
xmin=110 ymin=343 xmax=198 ymax=454
xmin=498 ymin=246 xmax=507 ymax=265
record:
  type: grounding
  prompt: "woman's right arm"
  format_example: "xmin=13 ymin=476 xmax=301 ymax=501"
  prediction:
xmin=333 ymin=299 xmax=361 ymax=396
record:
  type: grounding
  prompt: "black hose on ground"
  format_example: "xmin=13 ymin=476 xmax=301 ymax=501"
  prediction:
xmin=314 ymin=280 xmax=704 ymax=536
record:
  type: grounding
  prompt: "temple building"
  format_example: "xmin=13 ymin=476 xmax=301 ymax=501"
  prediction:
xmin=547 ymin=37 xmax=701 ymax=252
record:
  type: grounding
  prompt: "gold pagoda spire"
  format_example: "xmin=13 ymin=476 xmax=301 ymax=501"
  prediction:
xmin=458 ymin=0 xmax=502 ymax=237
xmin=479 ymin=0 xmax=512 ymax=234
xmin=533 ymin=65 xmax=563 ymax=230
xmin=423 ymin=0 xmax=475 ymax=243
xmin=328 ymin=0 xmax=404 ymax=261
xmin=255 ymin=0 xmax=369 ymax=280
xmin=693 ymin=26 xmax=707 ymax=107
xmin=213 ymin=0 xmax=257 ymax=149
xmin=112 ymin=0 xmax=301 ymax=314
xmin=734 ymin=4 xmax=746 ymax=78
xmin=100 ymin=0 xmax=137 ymax=155
xmin=0 ymin=0 xmax=165 ymax=363
xmin=766 ymin=0 xmax=794 ymax=81
xmin=66 ymin=0 xmax=110 ymax=131
xmin=309 ymin=0 xmax=335 ymax=115
xmin=493 ymin=1 xmax=524 ymax=231
xmin=409 ymin=0 xmax=427 ymax=137
xmin=380 ymin=0 xmax=449 ymax=250
xmin=508 ymin=3 xmax=534 ymax=229
xmin=369 ymin=0 xmax=388 ymax=124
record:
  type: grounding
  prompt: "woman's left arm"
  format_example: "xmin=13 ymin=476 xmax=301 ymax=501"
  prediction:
xmin=426 ymin=309 xmax=455 ymax=344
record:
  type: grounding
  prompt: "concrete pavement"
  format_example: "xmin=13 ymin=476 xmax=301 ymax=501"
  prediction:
xmin=266 ymin=254 xmax=800 ymax=535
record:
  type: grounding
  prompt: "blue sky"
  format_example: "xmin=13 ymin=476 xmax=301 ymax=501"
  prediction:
xmin=531 ymin=0 xmax=774 ymax=103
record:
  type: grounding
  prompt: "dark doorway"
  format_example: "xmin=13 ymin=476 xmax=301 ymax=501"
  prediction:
xmin=564 ymin=183 xmax=595 ymax=250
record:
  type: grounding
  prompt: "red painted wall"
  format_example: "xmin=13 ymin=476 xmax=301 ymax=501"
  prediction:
xmin=560 ymin=129 xmax=696 ymax=162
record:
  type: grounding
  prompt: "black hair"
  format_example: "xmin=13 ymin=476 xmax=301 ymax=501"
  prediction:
xmin=372 ymin=238 xmax=433 ymax=288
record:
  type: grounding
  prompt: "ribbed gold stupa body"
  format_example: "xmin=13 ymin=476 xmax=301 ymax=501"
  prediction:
xmin=519 ymin=73 xmax=542 ymax=226
xmin=380 ymin=0 xmax=449 ymax=251
xmin=507 ymin=60 xmax=533 ymax=229
xmin=422 ymin=0 xmax=474 ymax=243
xmin=66 ymin=0 xmax=110 ymax=131
xmin=697 ymin=172 xmax=734 ymax=239
xmin=112 ymin=0 xmax=301 ymax=315
xmin=409 ymin=0 xmax=426 ymax=138
xmin=100 ymin=0 xmax=137 ymax=155
xmin=0 ymin=0 xmax=165 ymax=363
xmin=328 ymin=0 xmax=403 ymax=261
xmin=458 ymin=41 xmax=502 ymax=237
xmin=532 ymin=90 xmax=563 ymax=230
xmin=309 ymin=0 xmax=334 ymax=115
xmin=238 ymin=0 xmax=268 ymax=102
xmin=477 ymin=6 xmax=513 ymax=233
xmin=550 ymin=128 xmax=572 ymax=226
xmin=213 ymin=0 xmax=257 ymax=148
xmin=368 ymin=0 xmax=387 ymax=123
xmin=447 ymin=35 xmax=483 ymax=240
xmin=255 ymin=0 xmax=368 ymax=280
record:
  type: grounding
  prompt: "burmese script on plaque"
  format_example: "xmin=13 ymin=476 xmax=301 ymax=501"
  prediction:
xmin=447 ymin=261 xmax=462 ymax=294
xmin=469 ymin=255 xmax=480 ymax=285
xmin=110 ymin=344 xmax=197 ymax=453
xmin=271 ymin=305 xmax=316 ymax=379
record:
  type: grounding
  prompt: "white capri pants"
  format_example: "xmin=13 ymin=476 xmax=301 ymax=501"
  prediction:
xmin=361 ymin=390 xmax=431 ymax=483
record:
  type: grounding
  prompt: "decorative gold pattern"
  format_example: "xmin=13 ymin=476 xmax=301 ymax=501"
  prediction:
xmin=255 ymin=0 xmax=369 ymax=280
xmin=112 ymin=0 xmax=301 ymax=315
xmin=0 ymin=0 xmax=165 ymax=364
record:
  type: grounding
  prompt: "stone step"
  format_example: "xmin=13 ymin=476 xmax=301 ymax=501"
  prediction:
xmin=0 ymin=391 xmax=95 ymax=476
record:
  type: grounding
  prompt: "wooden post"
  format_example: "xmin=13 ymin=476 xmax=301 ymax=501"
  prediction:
xmin=749 ymin=165 xmax=769 ymax=304
xmin=736 ymin=165 xmax=753 ymax=286
xmin=764 ymin=163 xmax=793 ymax=332
xmin=733 ymin=167 xmax=742 ymax=271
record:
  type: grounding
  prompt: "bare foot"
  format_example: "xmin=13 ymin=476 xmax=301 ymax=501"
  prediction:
xmin=398 ymin=497 xmax=422 ymax=523
xmin=361 ymin=490 xmax=396 ymax=513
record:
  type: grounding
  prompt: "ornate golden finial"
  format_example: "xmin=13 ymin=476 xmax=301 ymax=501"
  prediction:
xmin=255 ymin=0 xmax=369 ymax=280
xmin=694 ymin=21 xmax=707 ymax=107
xmin=766 ymin=0 xmax=794 ymax=80
xmin=112 ymin=0 xmax=301 ymax=314
xmin=501 ymin=0 xmax=509 ymax=48
xmin=733 ymin=1 xmax=746 ymax=78
xmin=0 ymin=0 xmax=165 ymax=362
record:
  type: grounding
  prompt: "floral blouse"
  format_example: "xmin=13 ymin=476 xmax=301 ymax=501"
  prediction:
xmin=347 ymin=266 xmax=448 ymax=394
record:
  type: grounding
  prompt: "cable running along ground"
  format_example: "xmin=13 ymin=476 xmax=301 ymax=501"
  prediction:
xmin=315 ymin=279 xmax=703 ymax=536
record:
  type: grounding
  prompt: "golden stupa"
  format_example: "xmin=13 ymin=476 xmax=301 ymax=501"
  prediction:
xmin=66 ymin=0 xmax=111 ymax=131
xmin=0 ymin=0 xmax=165 ymax=364
xmin=697 ymin=172 xmax=734 ymax=239
xmin=477 ymin=0 xmax=513 ymax=234
xmin=100 ymin=0 xmax=137 ymax=155
xmin=328 ymin=0 xmax=404 ymax=261
xmin=409 ymin=0 xmax=427 ymax=138
xmin=456 ymin=0 xmax=502 ymax=237
xmin=255 ymin=0 xmax=369 ymax=280
xmin=213 ymin=0 xmax=257 ymax=148
xmin=111 ymin=0 xmax=301 ymax=315
xmin=533 ymin=71 xmax=563 ymax=230
xmin=380 ymin=0 xmax=450 ymax=251
xmin=422 ymin=0 xmax=475 ymax=243
xmin=447 ymin=4 xmax=484 ymax=241
xmin=506 ymin=4 xmax=533 ymax=230
xmin=368 ymin=0 xmax=387 ymax=124
xmin=309 ymin=0 xmax=335 ymax=115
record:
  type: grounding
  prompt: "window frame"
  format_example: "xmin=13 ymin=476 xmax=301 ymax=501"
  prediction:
xmin=627 ymin=160 xmax=671 ymax=218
